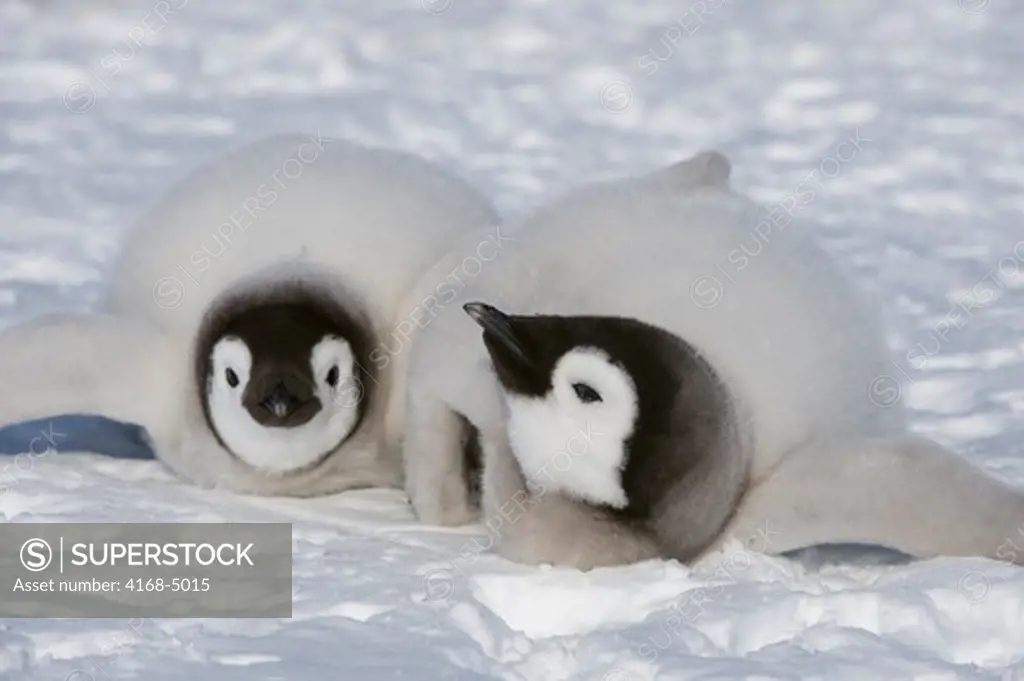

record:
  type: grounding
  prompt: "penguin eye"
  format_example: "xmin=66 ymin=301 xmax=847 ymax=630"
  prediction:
xmin=572 ymin=382 xmax=602 ymax=404
xmin=225 ymin=368 xmax=240 ymax=389
xmin=326 ymin=366 xmax=340 ymax=388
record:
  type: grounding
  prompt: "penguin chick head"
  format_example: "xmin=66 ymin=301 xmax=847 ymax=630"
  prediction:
xmin=463 ymin=301 xmax=731 ymax=518
xmin=201 ymin=299 xmax=370 ymax=474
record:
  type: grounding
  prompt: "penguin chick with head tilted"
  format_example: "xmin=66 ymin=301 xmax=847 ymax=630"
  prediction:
xmin=0 ymin=133 xmax=498 ymax=496
xmin=402 ymin=150 xmax=1024 ymax=569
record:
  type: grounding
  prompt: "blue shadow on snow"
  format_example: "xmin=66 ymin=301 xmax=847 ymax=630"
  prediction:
xmin=0 ymin=414 xmax=156 ymax=460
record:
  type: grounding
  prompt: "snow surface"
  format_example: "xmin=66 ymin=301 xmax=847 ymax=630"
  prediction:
xmin=2 ymin=0 xmax=1024 ymax=679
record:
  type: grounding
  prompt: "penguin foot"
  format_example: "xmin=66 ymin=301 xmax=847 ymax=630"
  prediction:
xmin=494 ymin=496 xmax=662 ymax=571
xmin=409 ymin=488 xmax=480 ymax=527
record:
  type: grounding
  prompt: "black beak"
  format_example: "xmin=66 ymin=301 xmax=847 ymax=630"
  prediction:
xmin=463 ymin=302 xmax=531 ymax=364
xmin=260 ymin=381 xmax=300 ymax=419
xmin=246 ymin=372 xmax=320 ymax=427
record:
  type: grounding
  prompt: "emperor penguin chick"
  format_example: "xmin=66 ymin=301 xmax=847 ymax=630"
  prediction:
xmin=0 ymin=133 xmax=498 ymax=496
xmin=403 ymin=150 xmax=1024 ymax=569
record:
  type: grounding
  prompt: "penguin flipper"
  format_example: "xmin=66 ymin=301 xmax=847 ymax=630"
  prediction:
xmin=0 ymin=313 xmax=183 ymax=453
xmin=640 ymin=149 xmax=732 ymax=192
xmin=479 ymin=434 xmax=661 ymax=570
xmin=401 ymin=395 xmax=481 ymax=526
xmin=719 ymin=434 xmax=1024 ymax=565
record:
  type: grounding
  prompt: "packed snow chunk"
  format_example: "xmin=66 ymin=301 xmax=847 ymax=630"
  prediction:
xmin=468 ymin=560 xmax=697 ymax=639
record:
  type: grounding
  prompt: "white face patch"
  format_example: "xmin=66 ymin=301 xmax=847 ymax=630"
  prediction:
xmin=206 ymin=335 xmax=362 ymax=474
xmin=503 ymin=347 xmax=638 ymax=508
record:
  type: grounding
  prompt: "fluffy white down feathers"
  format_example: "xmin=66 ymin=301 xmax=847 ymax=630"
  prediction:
xmin=405 ymin=149 xmax=902 ymax=505
xmin=402 ymin=150 xmax=1024 ymax=568
xmin=0 ymin=133 xmax=499 ymax=496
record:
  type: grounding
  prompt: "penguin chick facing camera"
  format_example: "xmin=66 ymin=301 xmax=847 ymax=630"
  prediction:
xmin=0 ymin=134 xmax=498 ymax=497
xmin=402 ymin=150 xmax=1024 ymax=570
